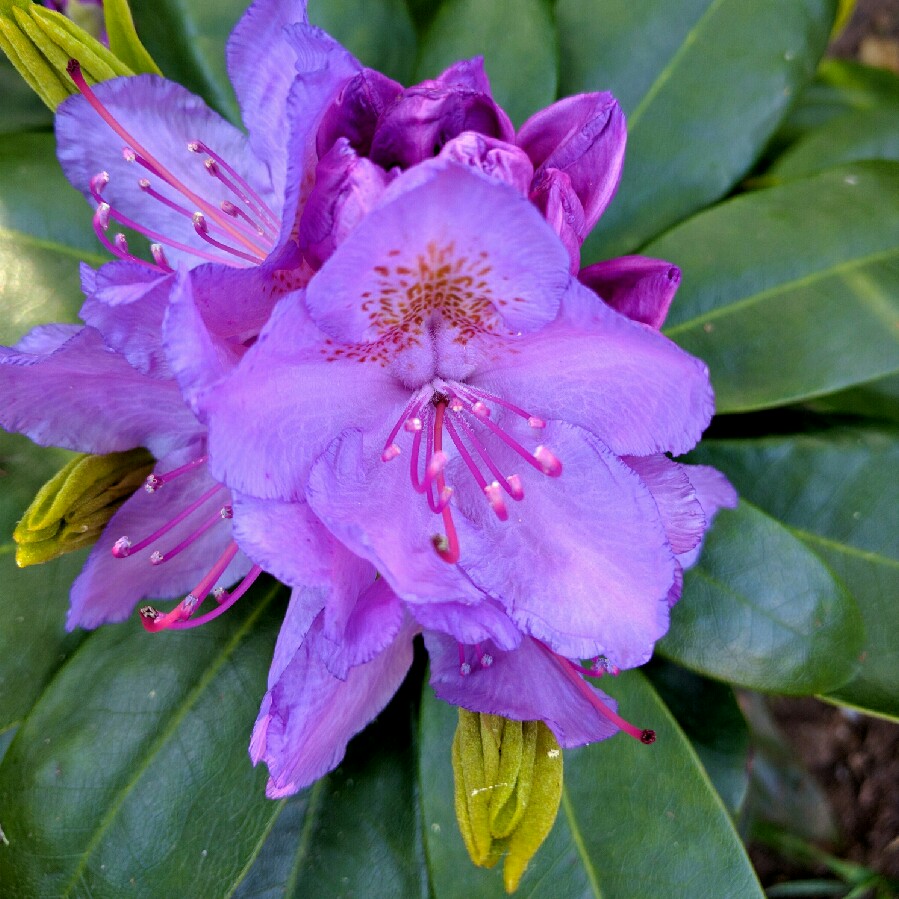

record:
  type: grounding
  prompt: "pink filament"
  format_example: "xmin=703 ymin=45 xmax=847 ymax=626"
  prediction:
xmin=168 ymin=565 xmax=263 ymax=629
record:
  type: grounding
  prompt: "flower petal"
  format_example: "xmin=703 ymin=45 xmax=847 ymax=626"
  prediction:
xmin=0 ymin=326 xmax=200 ymax=456
xmin=518 ymin=93 xmax=626 ymax=232
xmin=68 ymin=447 xmax=250 ymax=628
xmin=79 ymin=260 xmax=172 ymax=378
xmin=579 ymin=256 xmax=681 ymax=329
xmin=56 ymin=75 xmax=276 ymax=268
xmin=470 ymin=280 xmax=715 ymax=458
xmin=675 ymin=464 xmax=738 ymax=570
xmin=437 ymin=131 xmax=534 ymax=194
xmin=225 ymin=0 xmax=311 ymax=192
xmin=528 ymin=167 xmax=586 ymax=272
xmin=251 ymin=614 xmax=415 ymax=797
xmin=410 ymin=599 xmax=522 ymax=652
xmin=305 ymin=161 xmax=571 ymax=342
xmin=425 ymin=632 xmax=619 ymax=748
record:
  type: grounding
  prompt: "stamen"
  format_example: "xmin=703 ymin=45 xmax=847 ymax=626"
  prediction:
xmin=167 ymin=564 xmax=263 ymax=630
xmin=547 ymin=646 xmax=655 ymax=745
xmin=149 ymin=504 xmax=232 ymax=565
xmin=66 ymin=60 xmax=269 ymax=259
xmin=381 ymin=443 xmax=401 ymax=462
xmin=111 ymin=483 xmax=225 ymax=558
xmin=193 ymin=212 xmax=265 ymax=265
xmin=534 ymin=446 xmax=563 ymax=477
xmin=432 ymin=400 xmax=460 ymax=563
xmin=92 ymin=202 xmax=161 ymax=272
xmin=143 ymin=455 xmax=209 ymax=493
xmin=454 ymin=383 xmax=546 ymax=428
xmin=381 ymin=394 xmax=426 ymax=462
xmin=483 ymin=481 xmax=509 ymax=521
xmin=188 ymin=139 xmax=279 ymax=232
xmin=447 ymin=405 xmax=520 ymax=501
xmin=480 ymin=652 xmax=494 ymax=668
xmin=150 ymin=244 xmax=172 ymax=272
xmin=471 ymin=401 xmax=490 ymax=420
xmin=506 ymin=474 xmax=525 ymax=501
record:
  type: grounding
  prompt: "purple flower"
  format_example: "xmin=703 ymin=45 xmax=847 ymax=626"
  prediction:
xmin=173 ymin=153 xmax=736 ymax=794
xmin=0 ymin=0 xmax=354 ymax=629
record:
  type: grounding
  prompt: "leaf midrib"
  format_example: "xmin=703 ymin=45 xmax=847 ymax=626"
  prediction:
xmin=60 ymin=582 xmax=281 ymax=897
xmin=664 ymin=244 xmax=899 ymax=337
xmin=560 ymin=787 xmax=603 ymax=899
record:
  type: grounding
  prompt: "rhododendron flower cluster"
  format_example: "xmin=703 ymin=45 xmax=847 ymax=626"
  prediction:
xmin=0 ymin=0 xmax=735 ymax=799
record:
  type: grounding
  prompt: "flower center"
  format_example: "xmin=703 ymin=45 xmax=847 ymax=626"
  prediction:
xmin=381 ymin=381 xmax=562 ymax=563
xmin=67 ymin=59 xmax=277 ymax=272
xmin=108 ymin=451 xmax=261 ymax=631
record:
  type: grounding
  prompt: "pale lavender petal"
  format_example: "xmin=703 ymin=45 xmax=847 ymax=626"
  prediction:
xmin=446 ymin=422 xmax=675 ymax=667
xmin=299 ymin=138 xmax=391 ymax=269
xmin=579 ymin=256 xmax=681 ymax=330
xmin=305 ymin=161 xmax=571 ymax=342
xmin=316 ymin=68 xmax=403 ymax=157
xmin=676 ymin=465 xmax=738 ymax=570
xmin=518 ymin=93 xmax=626 ymax=232
xmin=470 ymin=280 xmax=715 ymax=458
xmin=437 ymin=131 xmax=533 ymax=194
xmin=200 ymin=295 xmax=409 ymax=500
xmin=251 ymin=615 xmax=415 ymax=797
xmin=56 ymin=75 xmax=276 ymax=268
xmin=68 ymin=447 xmax=250 ymax=628
xmin=226 ymin=0 xmax=310 ymax=193
xmin=623 ymin=454 xmax=706 ymax=555
xmin=425 ymin=632 xmax=619 ymax=748
xmin=10 ymin=323 xmax=80 ymax=355
xmin=0 ymin=326 xmax=200 ymax=456
xmin=409 ymin=599 xmax=522 ymax=652
xmin=79 ymin=260 xmax=172 ymax=378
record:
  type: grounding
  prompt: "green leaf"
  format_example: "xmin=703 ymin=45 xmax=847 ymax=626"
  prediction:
xmin=777 ymin=59 xmax=899 ymax=150
xmin=0 ymin=579 xmax=288 ymax=898
xmin=644 ymin=659 xmax=750 ymax=817
xmin=806 ymin=372 xmax=899 ymax=424
xmin=103 ymin=0 xmax=162 ymax=75
xmin=659 ymin=502 xmax=864 ymax=694
xmin=651 ymin=162 xmax=899 ymax=412
xmin=232 ymin=673 xmax=428 ymax=898
xmin=768 ymin=105 xmax=899 ymax=181
xmin=0 ymin=50 xmax=53 ymax=133
xmin=0 ymin=428 xmax=85 ymax=737
xmin=309 ymin=0 xmax=418 ymax=85
xmin=555 ymin=0 xmax=836 ymax=258
xmin=0 ymin=131 xmax=103 ymax=344
xmin=419 ymin=672 xmax=763 ymax=897
xmin=691 ymin=428 xmax=899 ymax=719
xmin=129 ymin=0 xmax=244 ymax=123
xmin=416 ymin=0 xmax=558 ymax=127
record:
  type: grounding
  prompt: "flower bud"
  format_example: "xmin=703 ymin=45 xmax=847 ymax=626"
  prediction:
xmin=0 ymin=0 xmax=158 ymax=110
xmin=452 ymin=709 xmax=563 ymax=893
xmin=13 ymin=447 xmax=154 ymax=567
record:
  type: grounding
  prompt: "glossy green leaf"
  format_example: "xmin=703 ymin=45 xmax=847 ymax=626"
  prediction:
xmin=0 ymin=579 xmax=287 ymax=898
xmin=691 ymin=428 xmax=899 ymax=719
xmin=0 ymin=50 xmax=53 ymax=133
xmin=806 ymin=372 xmax=899 ymax=424
xmin=768 ymin=105 xmax=899 ymax=181
xmin=416 ymin=0 xmax=558 ymax=126
xmin=419 ymin=672 xmax=763 ymax=898
xmin=103 ymin=0 xmax=162 ymax=75
xmin=651 ymin=162 xmax=899 ymax=412
xmin=129 ymin=0 xmax=244 ymax=123
xmin=232 ymin=674 xmax=428 ymax=898
xmin=309 ymin=0 xmax=417 ymax=85
xmin=556 ymin=0 xmax=835 ymax=258
xmin=0 ymin=131 xmax=103 ymax=343
xmin=659 ymin=502 xmax=863 ymax=693
xmin=777 ymin=59 xmax=899 ymax=149
xmin=644 ymin=659 xmax=750 ymax=817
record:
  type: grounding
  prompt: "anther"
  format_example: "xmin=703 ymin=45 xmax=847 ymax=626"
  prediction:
xmin=114 ymin=233 xmax=130 ymax=254
xmin=122 ymin=147 xmax=136 ymax=163
xmin=112 ymin=536 xmax=133 ymax=558
xmin=150 ymin=244 xmax=171 ymax=270
xmin=94 ymin=202 xmax=110 ymax=229
xmin=460 ymin=662 xmax=472 ymax=676
xmin=472 ymin=401 xmax=491 ymax=420
xmin=527 ymin=416 xmax=546 ymax=429
xmin=149 ymin=550 xmax=164 ymax=565
xmin=480 ymin=653 xmax=494 ymax=668
xmin=144 ymin=474 xmax=162 ymax=493
xmin=506 ymin=474 xmax=525 ymax=501
xmin=212 ymin=586 xmax=227 ymax=602
xmin=381 ymin=443 xmax=401 ymax=462
xmin=220 ymin=505 xmax=233 ymax=519
xmin=640 ymin=730 xmax=657 ymax=745
xmin=484 ymin=481 xmax=509 ymax=521
xmin=404 ymin=417 xmax=423 ymax=433
xmin=426 ymin=451 xmax=448 ymax=480
xmin=139 ymin=605 xmax=161 ymax=621
xmin=534 ymin=446 xmax=563 ymax=477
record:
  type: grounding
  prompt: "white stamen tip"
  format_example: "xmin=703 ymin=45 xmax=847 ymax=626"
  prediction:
xmin=122 ymin=147 xmax=136 ymax=162
xmin=381 ymin=443 xmax=401 ymax=462
xmin=220 ymin=505 xmax=233 ymax=520
xmin=149 ymin=551 xmax=164 ymax=565
xmin=114 ymin=233 xmax=129 ymax=253
xmin=480 ymin=653 xmax=494 ymax=668
xmin=183 ymin=594 xmax=200 ymax=612
xmin=527 ymin=416 xmax=546 ymax=429
xmin=213 ymin=586 xmax=228 ymax=602
xmin=459 ymin=662 xmax=472 ymax=676
xmin=484 ymin=481 xmax=509 ymax=521
xmin=404 ymin=417 xmax=423 ymax=433
xmin=95 ymin=203 xmax=111 ymax=229
xmin=426 ymin=450 xmax=448 ymax=479
xmin=450 ymin=400 xmax=464 ymax=413
xmin=138 ymin=178 xmax=151 ymax=190
xmin=192 ymin=211 xmax=207 ymax=230
xmin=143 ymin=474 xmax=161 ymax=494
xmin=187 ymin=141 xmax=201 ymax=153
xmin=150 ymin=244 xmax=170 ymax=268
xmin=472 ymin=401 xmax=491 ymax=420
xmin=506 ymin=474 xmax=525 ymax=501
xmin=534 ymin=445 xmax=563 ymax=477
xmin=112 ymin=536 xmax=132 ymax=558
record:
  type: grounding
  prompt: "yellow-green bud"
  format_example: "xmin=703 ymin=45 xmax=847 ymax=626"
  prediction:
xmin=452 ymin=710 xmax=563 ymax=893
xmin=0 ymin=0 xmax=159 ymax=111
xmin=13 ymin=447 xmax=154 ymax=567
